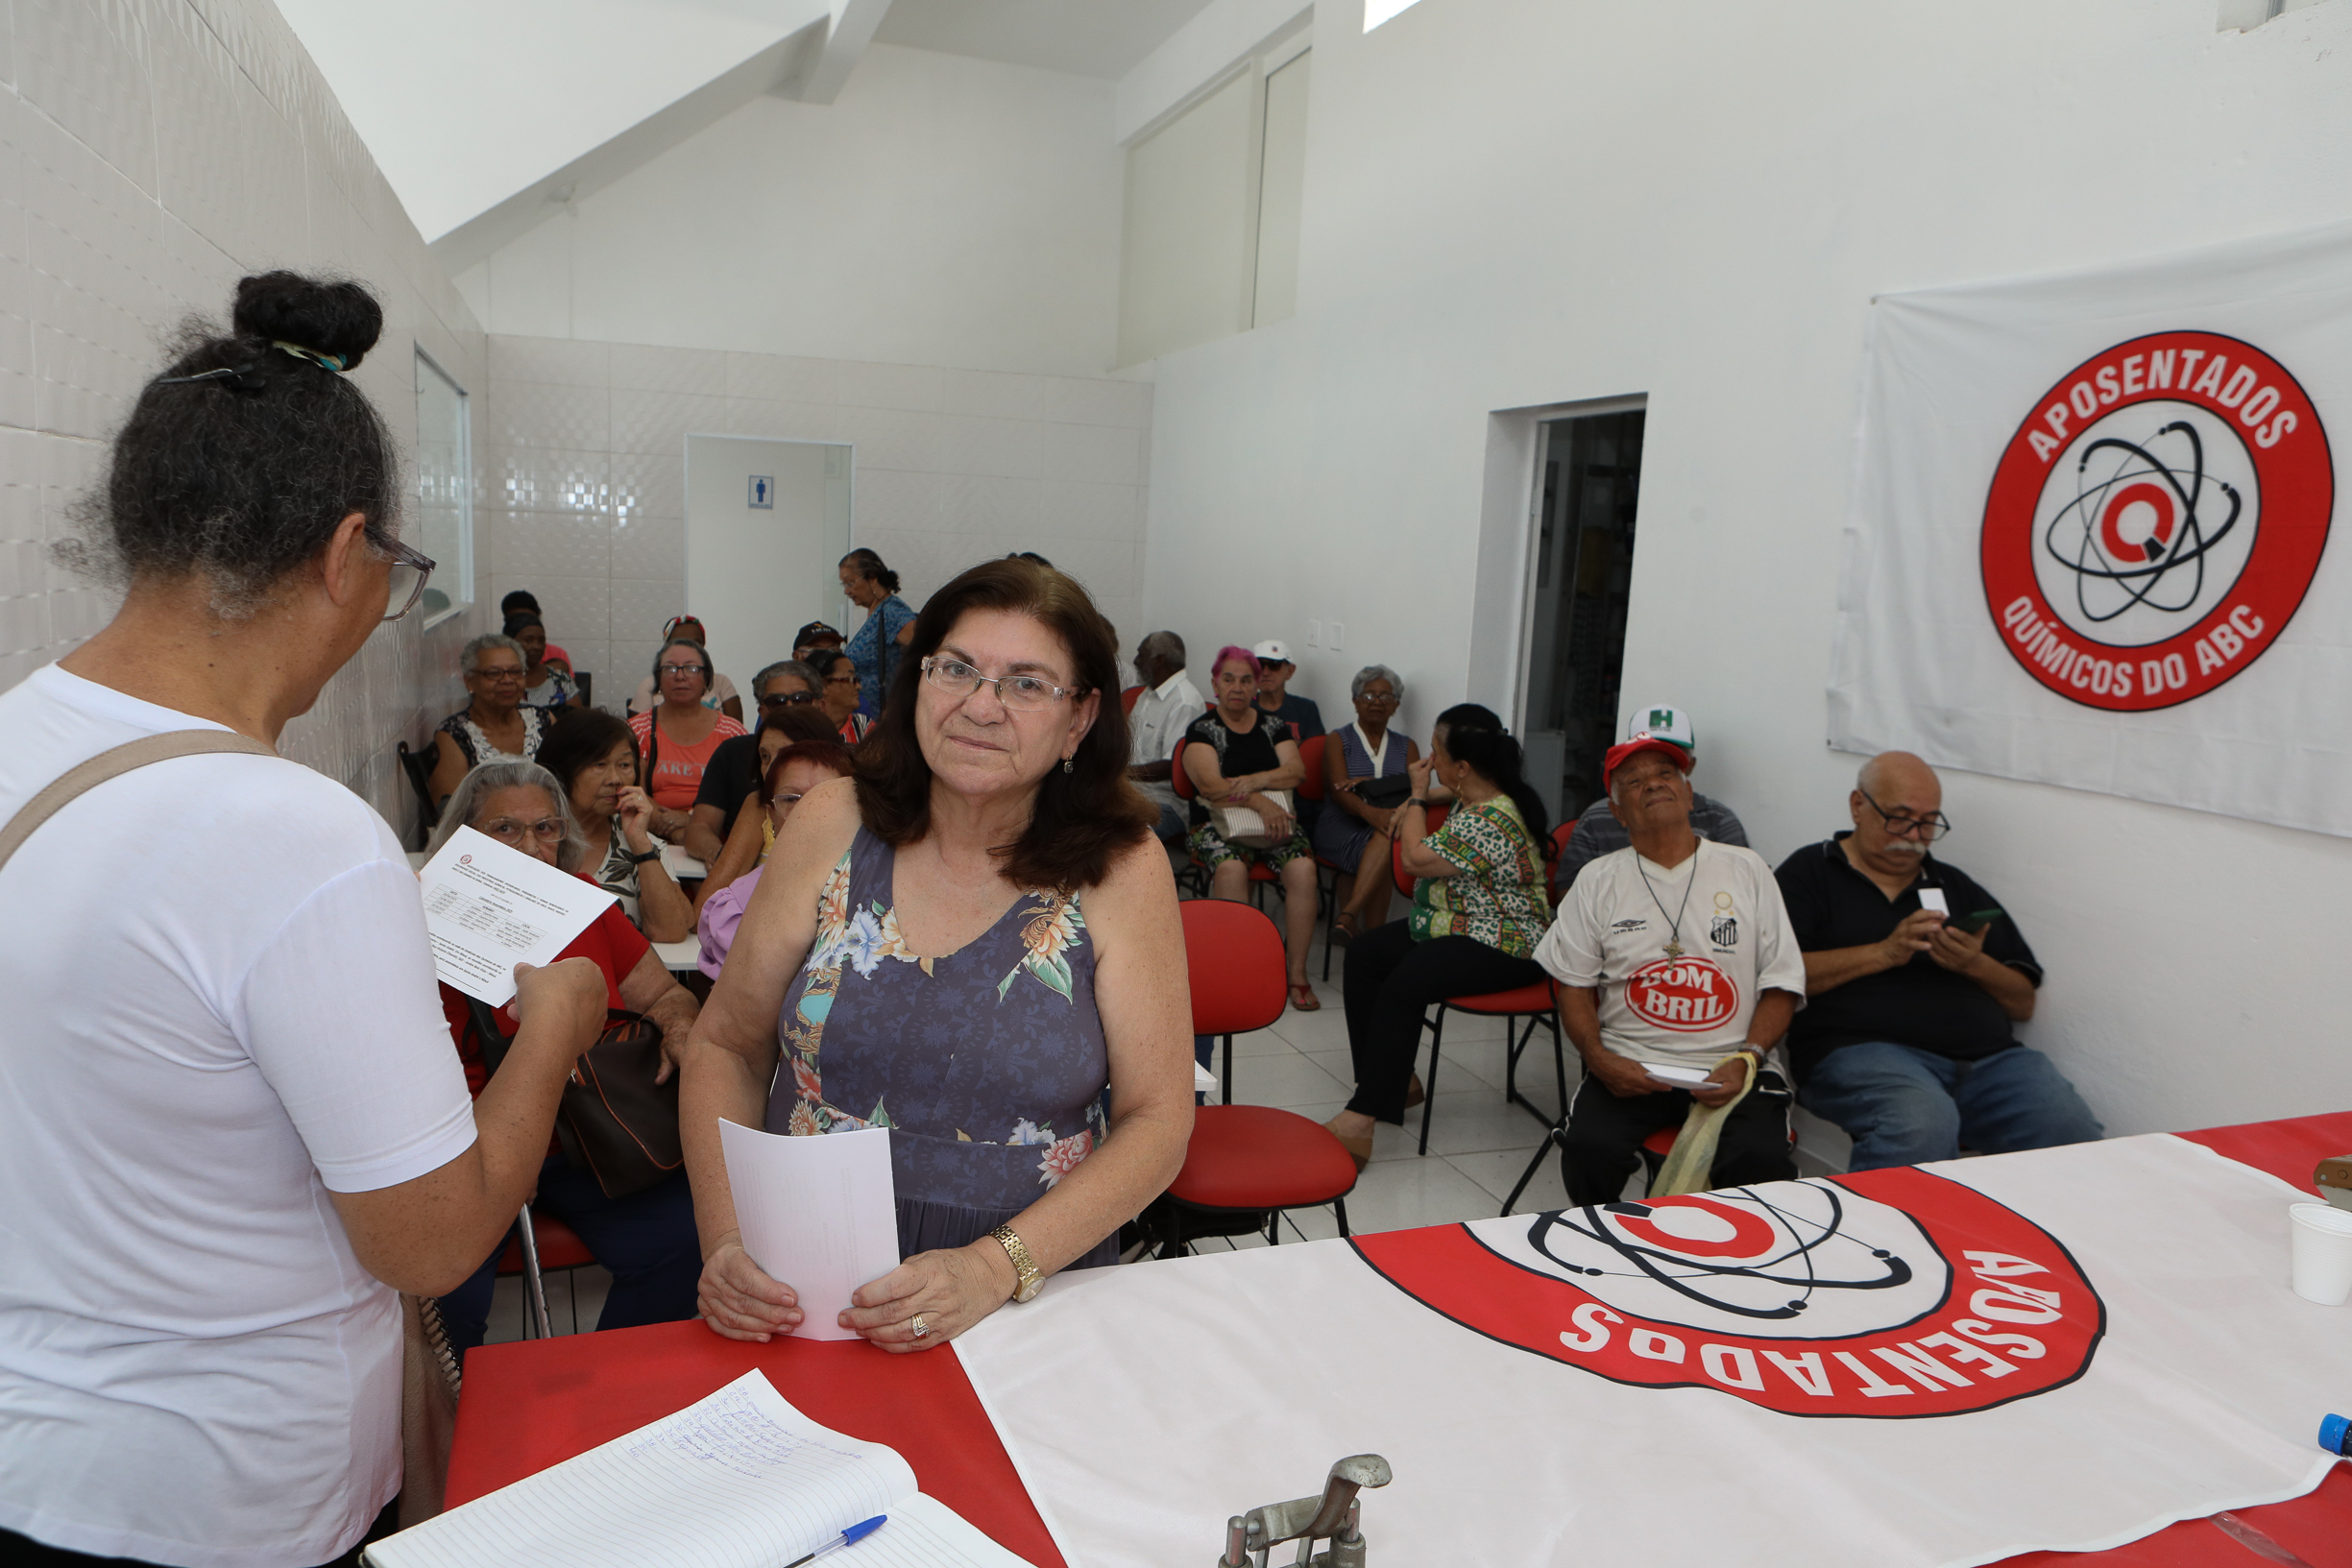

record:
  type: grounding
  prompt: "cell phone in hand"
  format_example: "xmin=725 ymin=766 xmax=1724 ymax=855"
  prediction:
xmin=1952 ymin=908 xmax=2002 ymax=935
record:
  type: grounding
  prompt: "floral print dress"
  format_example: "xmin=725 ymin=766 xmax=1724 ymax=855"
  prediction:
xmin=764 ymin=827 xmax=1118 ymax=1266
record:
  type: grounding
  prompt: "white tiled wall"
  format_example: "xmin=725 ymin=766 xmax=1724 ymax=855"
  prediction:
xmin=0 ymin=0 xmax=490 ymax=834
xmin=484 ymin=336 xmax=1152 ymax=688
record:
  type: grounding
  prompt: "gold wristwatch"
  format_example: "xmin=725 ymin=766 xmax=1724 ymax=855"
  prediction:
xmin=990 ymin=1223 xmax=1044 ymax=1303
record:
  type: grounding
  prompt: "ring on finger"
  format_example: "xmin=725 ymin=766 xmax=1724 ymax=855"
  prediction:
xmin=909 ymin=1313 xmax=931 ymax=1339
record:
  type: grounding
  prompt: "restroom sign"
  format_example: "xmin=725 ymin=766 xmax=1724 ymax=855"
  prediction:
xmin=748 ymin=475 xmax=773 ymax=509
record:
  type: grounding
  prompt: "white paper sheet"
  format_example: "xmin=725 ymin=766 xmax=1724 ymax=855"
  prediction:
xmin=719 ymin=1120 xmax=900 ymax=1342
xmin=417 ymin=826 xmax=618 ymax=1006
xmin=361 ymin=1370 xmax=1030 ymax=1568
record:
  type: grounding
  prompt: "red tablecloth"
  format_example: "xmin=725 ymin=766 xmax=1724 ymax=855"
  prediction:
xmin=444 ymin=1113 xmax=2352 ymax=1566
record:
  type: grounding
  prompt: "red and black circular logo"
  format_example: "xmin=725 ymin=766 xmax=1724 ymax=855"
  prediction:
xmin=1623 ymin=956 xmax=1738 ymax=1033
xmin=1980 ymin=331 xmax=2332 ymax=711
xmin=1353 ymin=1168 xmax=2101 ymax=1418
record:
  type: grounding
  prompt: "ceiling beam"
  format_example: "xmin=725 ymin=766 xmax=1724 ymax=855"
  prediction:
xmin=784 ymin=0 xmax=896 ymax=106
xmin=429 ymin=18 xmax=830 ymax=275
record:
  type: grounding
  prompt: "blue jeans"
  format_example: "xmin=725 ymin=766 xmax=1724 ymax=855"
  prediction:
xmin=1800 ymin=1041 xmax=2103 ymax=1171
xmin=436 ymin=1155 xmax=703 ymax=1358
xmin=1152 ymin=800 xmax=1188 ymax=845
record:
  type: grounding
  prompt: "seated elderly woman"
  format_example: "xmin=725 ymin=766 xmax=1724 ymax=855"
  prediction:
xmin=682 ymin=556 xmax=1191 ymax=1351
xmin=535 ymin=709 xmax=694 ymax=942
xmin=694 ymin=736 xmax=857 ymax=978
xmin=631 ymin=637 xmax=749 ymax=842
xmin=423 ymin=761 xmax=705 ymax=1357
xmin=427 ymin=633 xmax=552 ymax=805
xmin=1183 ymin=645 xmax=1321 ymax=1011
xmin=1322 ymin=704 xmax=1554 ymax=1169
xmin=1312 ymin=663 xmax=1419 ymax=940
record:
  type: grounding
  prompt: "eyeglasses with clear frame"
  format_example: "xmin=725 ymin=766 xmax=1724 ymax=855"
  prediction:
xmin=1856 ymin=784 xmax=1952 ymax=841
xmin=920 ymin=655 xmax=1080 ymax=711
xmin=477 ymin=814 xmax=566 ymax=847
xmin=658 ymin=663 xmax=710 ymax=679
xmin=374 ymin=533 xmax=437 ymax=622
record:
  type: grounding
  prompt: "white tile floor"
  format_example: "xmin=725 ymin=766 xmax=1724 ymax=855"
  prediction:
xmin=482 ymin=902 xmax=1851 ymax=1338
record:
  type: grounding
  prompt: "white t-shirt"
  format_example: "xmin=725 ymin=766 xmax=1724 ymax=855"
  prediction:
xmin=0 ymin=665 xmax=477 ymax=1567
xmin=1127 ymin=668 xmax=1204 ymax=813
xmin=1535 ymin=837 xmax=1806 ymax=1069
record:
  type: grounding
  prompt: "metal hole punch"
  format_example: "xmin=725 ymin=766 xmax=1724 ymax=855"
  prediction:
xmin=1218 ymin=1455 xmax=1392 ymax=1568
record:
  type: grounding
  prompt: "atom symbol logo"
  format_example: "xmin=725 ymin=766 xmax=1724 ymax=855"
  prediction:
xmin=1526 ymin=1189 xmax=1915 ymax=1323
xmin=2041 ymin=414 xmax=2250 ymax=637
xmin=1983 ymin=330 xmax=2332 ymax=710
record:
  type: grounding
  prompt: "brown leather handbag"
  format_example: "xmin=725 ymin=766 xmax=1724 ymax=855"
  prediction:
xmin=469 ymin=999 xmax=684 ymax=1198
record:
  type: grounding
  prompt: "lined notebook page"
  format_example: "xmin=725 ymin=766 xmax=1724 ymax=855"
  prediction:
xmin=849 ymin=1493 xmax=1036 ymax=1567
xmin=365 ymin=1371 xmax=917 ymax=1568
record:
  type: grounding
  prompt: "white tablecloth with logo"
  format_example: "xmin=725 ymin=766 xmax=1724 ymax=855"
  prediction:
xmin=955 ymin=1135 xmax=2347 ymax=1568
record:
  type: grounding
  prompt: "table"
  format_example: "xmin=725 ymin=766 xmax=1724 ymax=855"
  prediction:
xmin=445 ymin=1113 xmax=2352 ymax=1566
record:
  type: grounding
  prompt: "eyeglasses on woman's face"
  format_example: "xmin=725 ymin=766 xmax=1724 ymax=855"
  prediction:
xmin=1357 ymin=685 xmax=1398 ymax=708
xmin=920 ymin=655 xmax=1076 ymax=711
xmin=374 ymin=533 xmax=437 ymax=622
xmin=759 ymin=687 xmax=816 ymax=707
xmin=659 ymin=662 xmax=708 ymax=679
xmin=470 ymin=660 xmax=526 ymax=686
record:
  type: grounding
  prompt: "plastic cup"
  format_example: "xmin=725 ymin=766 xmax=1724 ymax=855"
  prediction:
xmin=2289 ymin=1202 xmax=2352 ymax=1305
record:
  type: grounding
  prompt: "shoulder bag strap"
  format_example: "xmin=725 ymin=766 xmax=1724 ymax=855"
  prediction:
xmin=0 ymin=729 xmax=281 ymax=877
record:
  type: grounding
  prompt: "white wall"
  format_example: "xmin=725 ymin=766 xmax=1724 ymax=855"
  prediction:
xmin=1138 ymin=0 xmax=2352 ymax=1136
xmin=456 ymin=42 xmax=1128 ymax=380
xmin=481 ymin=333 xmax=1152 ymax=691
xmin=0 ymin=0 xmax=489 ymax=832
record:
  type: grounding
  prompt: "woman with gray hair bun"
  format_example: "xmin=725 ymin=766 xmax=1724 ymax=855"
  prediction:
xmin=1313 ymin=663 xmax=1419 ymax=938
xmin=421 ymin=760 xmax=705 ymax=1363
xmin=427 ymin=631 xmax=552 ymax=806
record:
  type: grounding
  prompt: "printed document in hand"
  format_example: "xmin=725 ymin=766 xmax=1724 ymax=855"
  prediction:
xmin=417 ymin=825 xmax=616 ymax=1006
xmin=720 ymin=1120 xmax=900 ymax=1342
xmin=361 ymin=1370 xmax=1032 ymax=1568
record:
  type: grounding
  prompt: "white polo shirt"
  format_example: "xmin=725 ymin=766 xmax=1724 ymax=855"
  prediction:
xmin=1127 ymin=667 xmax=1205 ymax=814
xmin=1536 ymin=837 xmax=1806 ymax=1070
xmin=0 ymin=665 xmax=477 ymax=1567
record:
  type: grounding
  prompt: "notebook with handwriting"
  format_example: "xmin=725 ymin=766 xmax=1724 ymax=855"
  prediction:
xmin=363 ymin=1370 xmax=1034 ymax=1568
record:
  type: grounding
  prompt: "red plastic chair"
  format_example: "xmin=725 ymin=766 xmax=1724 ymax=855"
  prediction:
xmin=496 ymin=1206 xmax=595 ymax=1339
xmin=1294 ymin=734 xmax=1346 ymax=980
xmin=1547 ymin=821 xmax=1580 ymax=906
xmin=1173 ymin=736 xmax=1277 ymax=910
xmin=1162 ymin=901 xmax=1356 ymax=1255
xmin=1120 ymin=685 xmax=1141 ymax=714
xmin=1388 ymin=831 xmax=1569 ymax=1155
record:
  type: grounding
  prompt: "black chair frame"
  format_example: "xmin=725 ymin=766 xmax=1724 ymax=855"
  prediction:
xmin=1413 ymin=997 xmax=1569 ymax=1155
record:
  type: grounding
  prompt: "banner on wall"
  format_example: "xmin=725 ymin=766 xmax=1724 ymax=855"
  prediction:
xmin=1827 ymin=219 xmax=2351 ymax=834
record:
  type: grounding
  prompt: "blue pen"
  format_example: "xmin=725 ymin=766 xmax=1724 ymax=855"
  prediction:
xmin=784 ymin=1515 xmax=886 ymax=1568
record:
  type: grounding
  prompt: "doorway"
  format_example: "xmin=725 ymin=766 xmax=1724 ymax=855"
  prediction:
xmin=1516 ymin=407 xmax=1645 ymax=831
xmin=684 ymin=435 xmax=853 ymax=697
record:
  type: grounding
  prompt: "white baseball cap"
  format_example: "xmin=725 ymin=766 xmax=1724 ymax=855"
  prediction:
xmin=1251 ymin=639 xmax=1292 ymax=665
xmin=1624 ymin=702 xmax=1697 ymax=758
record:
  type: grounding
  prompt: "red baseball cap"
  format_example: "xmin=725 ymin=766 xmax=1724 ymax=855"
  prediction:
xmin=1602 ymin=736 xmax=1693 ymax=793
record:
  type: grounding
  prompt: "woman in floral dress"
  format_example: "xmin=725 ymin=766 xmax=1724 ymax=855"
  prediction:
xmin=679 ymin=558 xmax=1193 ymax=1350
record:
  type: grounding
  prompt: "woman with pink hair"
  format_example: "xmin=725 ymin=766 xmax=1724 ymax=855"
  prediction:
xmin=1182 ymin=645 xmax=1321 ymax=1010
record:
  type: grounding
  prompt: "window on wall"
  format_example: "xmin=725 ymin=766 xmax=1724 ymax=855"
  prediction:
xmin=1116 ymin=36 xmax=1311 ymax=366
xmin=412 ymin=350 xmax=472 ymax=629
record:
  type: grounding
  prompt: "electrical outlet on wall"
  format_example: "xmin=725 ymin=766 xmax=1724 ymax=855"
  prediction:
xmin=1307 ymin=620 xmax=1321 ymax=647
xmin=1330 ymin=622 xmax=1345 ymax=650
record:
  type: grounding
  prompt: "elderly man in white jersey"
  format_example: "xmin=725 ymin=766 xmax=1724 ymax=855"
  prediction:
xmin=1534 ymin=731 xmax=1806 ymax=1205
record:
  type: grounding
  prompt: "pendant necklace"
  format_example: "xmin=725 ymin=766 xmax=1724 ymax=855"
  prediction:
xmin=1637 ymin=848 xmax=1700 ymax=958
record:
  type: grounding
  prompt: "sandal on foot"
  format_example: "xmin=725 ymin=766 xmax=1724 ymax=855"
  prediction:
xmin=1334 ymin=911 xmax=1363 ymax=942
xmin=1322 ymin=1115 xmax=1373 ymax=1170
xmin=1288 ymin=982 xmax=1321 ymax=1012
